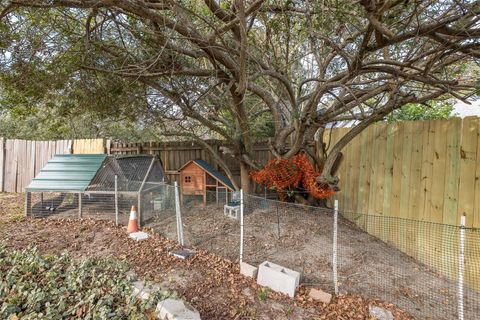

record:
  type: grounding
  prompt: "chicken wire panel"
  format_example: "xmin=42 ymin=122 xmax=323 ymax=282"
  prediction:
xmin=80 ymin=193 xmax=137 ymax=225
xmin=464 ymin=228 xmax=480 ymax=320
xmin=29 ymin=192 xmax=80 ymax=217
xmin=140 ymin=183 xmax=172 ymax=223
xmin=145 ymin=159 xmax=167 ymax=183
xmin=177 ymin=189 xmax=240 ymax=261
xmin=339 ymin=211 xmax=480 ymax=320
xmin=28 ymin=191 xmax=139 ymax=225
xmin=143 ymin=184 xmax=179 ymax=243
xmin=87 ymin=155 xmax=162 ymax=192
xmin=243 ymin=194 xmax=334 ymax=288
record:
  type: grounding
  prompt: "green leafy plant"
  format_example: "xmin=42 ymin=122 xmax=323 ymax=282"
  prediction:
xmin=387 ymin=101 xmax=456 ymax=122
xmin=257 ymin=287 xmax=270 ymax=301
xmin=0 ymin=245 xmax=170 ymax=319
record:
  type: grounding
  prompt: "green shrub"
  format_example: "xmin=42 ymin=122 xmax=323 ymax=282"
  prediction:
xmin=0 ymin=244 xmax=168 ymax=319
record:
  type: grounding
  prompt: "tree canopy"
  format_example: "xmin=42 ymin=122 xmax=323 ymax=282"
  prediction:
xmin=1 ymin=0 xmax=479 ymax=194
xmin=387 ymin=101 xmax=456 ymax=122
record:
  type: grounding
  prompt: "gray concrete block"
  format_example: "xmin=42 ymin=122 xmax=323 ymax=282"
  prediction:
xmin=157 ymin=298 xmax=201 ymax=320
xmin=240 ymin=262 xmax=258 ymax=278
xmin=256 ymin=261 xmax=301 ymax=298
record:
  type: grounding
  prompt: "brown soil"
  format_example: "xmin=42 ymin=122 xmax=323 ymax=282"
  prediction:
xmin=0 ymin=193 xmax=413 ymax=320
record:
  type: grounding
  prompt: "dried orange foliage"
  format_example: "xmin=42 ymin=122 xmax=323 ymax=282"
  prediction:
xmin=250 ymin=153 xmax=335 ymax=200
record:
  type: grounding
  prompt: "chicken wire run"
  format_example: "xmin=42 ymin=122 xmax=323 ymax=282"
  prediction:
xmin=24 ymin=154 xmax=168 ymax=225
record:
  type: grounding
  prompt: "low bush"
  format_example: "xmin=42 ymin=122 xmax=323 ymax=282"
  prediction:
xmin=0 ymin=244 xmax=168 ymax=319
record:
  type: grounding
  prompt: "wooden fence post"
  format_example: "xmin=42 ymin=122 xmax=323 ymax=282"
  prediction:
xmin=0 ymin=138 xmax=4 ymax=192
xmin=106 ymin=139 xmax=111 ymax=154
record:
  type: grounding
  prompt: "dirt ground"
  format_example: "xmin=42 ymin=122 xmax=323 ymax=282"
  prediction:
xmin=0 ymin=193 xmax=413 ymax=320
xmin=149 ymin=202 xmax=480 ymax=320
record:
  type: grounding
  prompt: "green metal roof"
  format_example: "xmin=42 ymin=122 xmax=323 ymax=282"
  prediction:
xmin=26 ymin=154 xmax=107 ymax=192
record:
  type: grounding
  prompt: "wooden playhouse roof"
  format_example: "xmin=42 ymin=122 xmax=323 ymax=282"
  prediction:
xmin=179 ymin=159 xmax=235 ymax=190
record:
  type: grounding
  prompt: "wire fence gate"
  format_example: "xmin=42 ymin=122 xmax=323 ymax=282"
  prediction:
xmin=30 ymin=182 xmax=480 ymax=319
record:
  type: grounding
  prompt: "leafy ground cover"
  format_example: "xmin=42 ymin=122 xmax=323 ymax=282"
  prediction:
xmin=0 ymin=244 xmax=169 ymax=319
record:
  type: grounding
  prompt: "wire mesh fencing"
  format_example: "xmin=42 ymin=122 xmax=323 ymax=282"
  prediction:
xmin=238 ymin=192 xmax=480 ymax=320
xmin=144 ymin=185 xmax=479 ymax=320
xmin=336 ymin=210 xmax=480 ymax=320
xmin=242 ymin=194 xmax=335 ymax=290
xmin=27 ymin=192 xmax=131 ymax=223
xmin=27 ymin=181 xmax=168 ymax=226
xmin=28 ymin=183 xmax=480 ymax=319
xmin=148 ymin=184 xmax=240 ymax=261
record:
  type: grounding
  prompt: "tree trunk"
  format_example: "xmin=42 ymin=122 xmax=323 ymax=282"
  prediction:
xmin=240 ymin=161 xmax=251 ymax=193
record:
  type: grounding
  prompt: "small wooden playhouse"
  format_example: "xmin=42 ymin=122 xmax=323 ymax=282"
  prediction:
xmin=178 ymin=159 xmax=235 ymax=205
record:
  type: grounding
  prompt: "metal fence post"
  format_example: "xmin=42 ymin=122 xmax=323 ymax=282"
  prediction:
xmin=333 ymin=199 xmax=339 ymax=295
xmin=276 ymin=200 xmax=281 ymax=238
xmin=78 ymin=193 xmax=83 ymax=219
xmin=114 ymin=175 xmax=119 ymax=226
xmin=458 ymin=215 xmax=465 ymax=320
xmin=137 ymin=193 xmax=142 ymax=227
xmin=24 ymin=192 xmax=31 ymax=217
xmin=174 ymin=181 xmax=184 ymax=246
xmin=240 ymin=189 xmax=244 ymax=263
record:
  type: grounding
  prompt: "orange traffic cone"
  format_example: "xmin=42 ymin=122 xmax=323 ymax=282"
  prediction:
xmin=127 ymin=205 xmax=139 ymax=233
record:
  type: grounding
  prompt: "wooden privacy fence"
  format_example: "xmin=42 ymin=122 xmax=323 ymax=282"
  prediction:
xmin=108 ymin=140 xmax=273 ymax=187
xmin=328 ymin=116 xmax=480 ymax=228
xmin=327 ymin=117 xmax=480 ymax=290
xmin=73 ymin=139 xmax=105 ymax=154
xmin=0 ymin=138 xmax=104 ymax=192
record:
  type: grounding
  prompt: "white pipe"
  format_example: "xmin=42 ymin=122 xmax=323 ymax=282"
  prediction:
xmin=458 ymin=215 xmax=465 ymax=320
xmin=333 ymin=199 xmax=339 ymax=295
xmin=114 ymin=175 xmax=119 ymax=226
xmin=240 ymin=189 xmax=244 ymax=264
xmin=174 ymin=181 xmax=184 ymax=246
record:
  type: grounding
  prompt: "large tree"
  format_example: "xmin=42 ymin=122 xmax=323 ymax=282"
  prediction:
xmin=1 ymin=0 xmax=479 ymax=193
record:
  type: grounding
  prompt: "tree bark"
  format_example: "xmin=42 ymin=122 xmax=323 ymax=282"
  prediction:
xmin=240 ymin=161 xmax=251 ymax=193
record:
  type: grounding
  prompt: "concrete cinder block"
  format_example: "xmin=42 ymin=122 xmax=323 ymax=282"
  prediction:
xmin=256 ymin=261 xmax=301 ymax=298
xmin=240 ymin=262 xmax=258 ymax=278
xmin=156 ymin=298 xmax=201 ymax=320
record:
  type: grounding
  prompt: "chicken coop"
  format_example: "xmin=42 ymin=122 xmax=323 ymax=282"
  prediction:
xmin=25 ymin=154 xmax=169 ymax=225
xmin=178 ymin=159 xmax=235 ymax=205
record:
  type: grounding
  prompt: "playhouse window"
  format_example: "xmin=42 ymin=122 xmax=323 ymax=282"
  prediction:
xmin=184 ymin=176 xmax=192 ymax=183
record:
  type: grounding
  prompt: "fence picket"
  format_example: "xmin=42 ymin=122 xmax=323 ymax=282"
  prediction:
xmin=0 ymin=138 xmax=4 ymax=192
